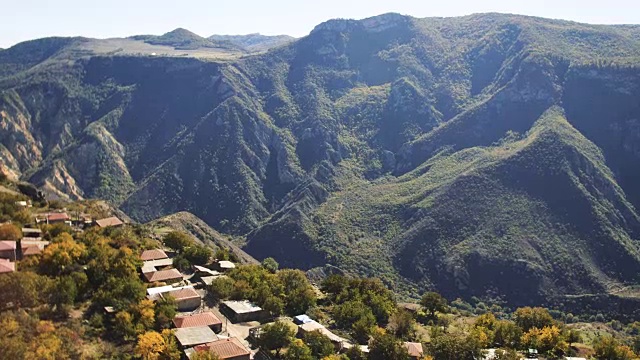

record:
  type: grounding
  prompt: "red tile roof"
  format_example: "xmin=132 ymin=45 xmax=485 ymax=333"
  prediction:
xmin=194 ymin=338 xmax=250 ymax=359
xmin=47 ymin=213 xmax=70 ymax=222
xmin=165 ymin=287 xmax=200 ymax=301
xmin=95 ymin=217 xmax=124 ymax=228
xmin=0 ymin=259 xmax=15 ymax=273
xmin=404 ymin=342 xmax=424 ymax=357
xmin=140 ymin=249 xmax=168 ymax=261
xmin=0 ymin=241 xmax=16 ymax=251
xmin=173 ymin=312 xmax=222 ymax=328
xmin=144 ymin=268 xmax=183 ymax=282
xmin=21 ymin=245 xmax=41 ymax=256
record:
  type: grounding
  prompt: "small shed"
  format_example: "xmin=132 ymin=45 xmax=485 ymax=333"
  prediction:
xmin=21 ymin=228 xmax=42 ymax=238
xmin=144 ymin=268 xmax=183 ymax=284
xmin=193 ymin=338 xmax=250 ymax=360
xmin=220 ymin=300 xmax=269 ymax=323
xmin=174 ymin=326 xmax=218 ymax=348
xmin=0 ymin=241 xmax=17 ymax=261
xmin=174 ymin=312 xmax=223 ymax=333
xmin=163 ymin=287 xmax=201 ymax=311
xmin=95 ymin=216 xmax=124 ymax=228
xmin=293 ymin=314 xmax=313 ymax=325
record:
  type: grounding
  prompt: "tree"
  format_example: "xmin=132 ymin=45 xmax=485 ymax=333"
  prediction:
xmin=262 ymin=257 xmax=279 ymax=273
xmin=159 ymin=329 xmax=181 ymax=360
xmin=114 ymin=311 xmax=137 ymax=340
xmin=343 ymin=345 xmax=366 ymax=360
xmin=513 ymin=307 xmax=554 ymax=332
xmin=368 ymin=330 xmax=411 ymax=360
xmin=593 ymin=336 xmax=637 ymax=360
xmin=208 ymin=277 xmax=235 ymax=303
xmin=428 ymin=330 xmax=483 ymax=360
xmin=135 ymin=331 xmax=166 ymax=360
xmin=493 ymin=320 xmax=522 ymax=349
xmin=352 ymin=314 xmax=376 ymax=344
xmin=304 ymin=330 xmax=335 ymax=359
xmin=0 ymin=223 xmax=22 ymax=240
xmin=191 ymin=351 xmax=221 ymax=360
xmin=520 ymin=326 xmax=567 ymax=357
xmin=163 ymin=231 xmax=193 ymax=251
xmin=258 ymin=321 xmax=295 ymax=357
xmin=278 ymin=269 xmax=316 ymax=315
xmin=285 ymin=339 xmax=313 ymax=360
xmin=420 ymin=292 xmax=448 ymax=318
xmin=47 ymin=276 xmax=77 ymax=316
xmin=0 ymin=272 xmax=48 ymax=310
xmin=183 ymin=245 xmax=213 ymax=266
xmin=155 ymin=296 xmax=177 ymax=330
xmin=387 ymin=309 xmax=416 ymax=340
xmin=40 ymin=233 xmax=86 ymax=275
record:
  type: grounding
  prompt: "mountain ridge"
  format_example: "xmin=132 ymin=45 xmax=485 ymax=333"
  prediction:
xmin=1 ymin=13 xmax=640 ymax=305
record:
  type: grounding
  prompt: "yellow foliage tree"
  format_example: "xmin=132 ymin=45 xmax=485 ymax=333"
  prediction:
xmin=135 ymin=331 xmax=166 ymax=360
xmin=41 ymin=234 xmax=86 ymax=275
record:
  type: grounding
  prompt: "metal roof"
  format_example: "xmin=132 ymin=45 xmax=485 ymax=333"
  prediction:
xmin=174 ymin=326 xmax=218 ymax=347
xmin=222 ymin=300 xmax=262 ymax=314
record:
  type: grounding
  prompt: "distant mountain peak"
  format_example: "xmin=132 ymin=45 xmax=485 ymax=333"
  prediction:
xmin=311 ymin=12 xmax=409 ymax=34
xmin=208 ymin=33 xmax=295 ymax=52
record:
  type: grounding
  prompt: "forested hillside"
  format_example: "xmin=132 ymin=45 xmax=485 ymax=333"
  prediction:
xmin=1 ymin=13 xmax=640 ymax=307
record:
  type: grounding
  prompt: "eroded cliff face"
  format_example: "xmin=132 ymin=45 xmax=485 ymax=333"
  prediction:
xmin=2 ymin=13 xmax=640 ymax=304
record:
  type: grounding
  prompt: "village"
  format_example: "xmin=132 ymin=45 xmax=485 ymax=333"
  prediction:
xmin=0 ymin=196 xmax=628 ymax=360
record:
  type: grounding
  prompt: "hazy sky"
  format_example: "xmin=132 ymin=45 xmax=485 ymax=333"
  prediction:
xmin=2 ymin=0 xmax=639 ymax=48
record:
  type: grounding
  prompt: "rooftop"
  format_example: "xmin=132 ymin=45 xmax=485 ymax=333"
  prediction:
xmin=0 ymin=259 xmax=15 ymax=273
xmin=140 ymin=249 xmax=169 ymax=261
xmin=147 ymin=284 xmax=193 ymax=297
xmin=194 ymin=338 xmax=250 ymax=359
xmin=194 ymin=265 xmax=222 ymax=277
xmin=174 ymin=312 xmax=222 ymax=328
xmin=218 ymin=260 xmax=235 ymax=269
xmin=20 ymin=239 xmax=49 ymax=250
xmin=0 ymin=241 xmax=16 ymax=251
xmin=21 ymin=246 xmax=41 ymax=256
xmin=174 ymin=326 xmax=218 ymax=347
xmin=144 ymin=268 xmax=183 ymax=282
xmin=21 ymin=228 xmax=42 ymax=234
xmin=95 ymin=216 xmax=124 ymax=228
xmin=222 ymin=300 xmax=262 ymax=314
xmin=164 ymin=287 xmax=200 ymax=301
xmin=404 ymin=342 xmax=424 ymax=357
xmin=47 ymin=213 xmax=70 ymax=221
xmin=299 ymin=320 xmax=348 ymax=344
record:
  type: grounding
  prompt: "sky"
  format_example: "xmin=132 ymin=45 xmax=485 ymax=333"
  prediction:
xmin=1 ymin=0 xmax=640 ymax=48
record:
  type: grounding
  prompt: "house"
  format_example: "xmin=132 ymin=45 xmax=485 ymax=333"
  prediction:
xmin=147 ymin=285 xmax=192 ymax=300
xmin=298 ymin=320 xmax=350 ymax=350
xmin=141 ymin=249 xmax=169 ymax=261
xmin=95 ymin=216 xmax=124 ymax=228
xmin=144 ymin=268 xmax=183 ymax=284
xmin=174 ymin=312 xmax=223 ymax=333
xmin=404 ymin=342 xmax=424 ymax=360
xmin=193 ymin=265 xmax=222 ymax=277
xmin=0 ymin=241 xmax=17 ymax=261
xmin=214 ymin=260 xmax=236 ymax=272
xmin=142 ymin=258 xmax=174 ymax=274
xmin=220 ymin=300 xmax=269 ymax=323
xmin=46 ymin=213 xmax=71 ymax=224
xmin=174 ymin=326 xmax=219 ymax=348
xmin=21 ymin=228 xmax=42 ymax=238
xmin=192 ymin=338 xmax=250 ymax=360
xmin=0 ymin=259 xmax=15 ymax=274
xmin=162 ymin=287 xmax=201 ymax=311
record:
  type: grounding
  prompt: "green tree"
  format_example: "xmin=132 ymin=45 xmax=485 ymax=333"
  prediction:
xmin=262 ymin=257 xmax=279 ymax=273
xmin=368 ymin=330 xmax=410 ymax=360
xmin=114 ymin=311 xmax=137 ymax=340
xmin=163 ymin=231 xmax=193 ymax=251
xmin=47 ymin=276 xmax=77 ymax=316
xmin=420 ymin=292 xmax=448 ymax=318
xmin=155 ymin=296 xmax=177 ymax=330
xmin=343 ymin=345 xmax=366 ymax=360
xmin=184 ymin=245 xmax=213 ymax=266
xmin=593 ymin=336 xmax=637 ymax=360
xmin=493 ymin=320 xmax=522 ymax=349
xmin=387 ymin=309 xmax=416 ymax=340
xmin=258 ymin=321 xmax=295 ymax=357
xmin=493 ymin=348 xmax=520 ymax=360
xmin=285 ymin=339 xmax=313 ymax=360
xmin=303 ymin=330 xmax=335 ymax=359
xmin=428 ymin=330 xmax=483 ymax=360
xmin=208 ymin=277 xmax=235 ymax=304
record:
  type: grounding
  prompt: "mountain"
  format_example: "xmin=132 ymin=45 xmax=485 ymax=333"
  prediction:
xmin=1 ymin=13 xmax=640 ymax=306
xmin=208 ymin=33 xmax=295 ymax=52
xmin=132 ymin=28 xmax=243 ymax=51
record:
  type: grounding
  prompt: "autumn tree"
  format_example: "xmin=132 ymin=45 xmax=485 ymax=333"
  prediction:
xmin=285 ymin=339 xmax=314 ymax=360
xmin=258 ymin=321 xmax=295 ymax=357
xmin=593 ymin=336 xmax=637 ymax=360
xmin=420 ymin=292 xmax=448 ymax=318
xmin=40 ymin=233 xmax=86 ymax=275
xmin=521 ymin=325 xmax=567 ymax=357
xmin=135 ymin=331 xmax=166 ymax=360
xmin=0 ymin=223 xmax=22 ymax=240
xmin=513 ymin=307 xmax=554 ymax=332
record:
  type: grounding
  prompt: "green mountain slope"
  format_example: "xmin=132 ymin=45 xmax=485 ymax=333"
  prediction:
xmin=1 ymin=13 xmax=640 ymax=305
xmin=208 ymin=33 xmax=295 ymax=52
